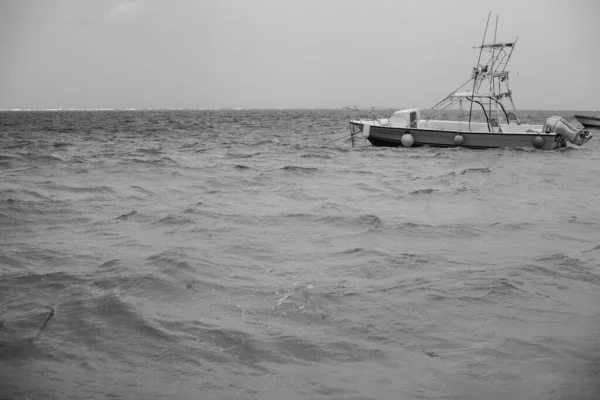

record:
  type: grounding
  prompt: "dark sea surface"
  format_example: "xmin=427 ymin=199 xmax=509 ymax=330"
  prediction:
xmin=1 ymin=109 xmax=599 ymax=400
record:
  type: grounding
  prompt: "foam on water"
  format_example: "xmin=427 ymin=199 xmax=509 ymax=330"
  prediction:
xmin=1 ymin=109 xmax=600 ymax=399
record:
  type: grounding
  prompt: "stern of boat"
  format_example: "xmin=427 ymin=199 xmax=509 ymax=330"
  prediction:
xmin=544 ymin=116 xmax=592 ymax=147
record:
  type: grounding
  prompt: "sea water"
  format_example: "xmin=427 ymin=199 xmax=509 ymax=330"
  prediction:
xmin=1 ymin=109 xmax=599 ymax=399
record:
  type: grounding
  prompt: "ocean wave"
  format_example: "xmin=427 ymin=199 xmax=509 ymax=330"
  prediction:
xmin=1 ymin=140 xmax=34 ymax=150
xmin=583 ymin=243 xmax=600 ymax=253
xmin=52 ymin=142 xmax=73 ymax=148
xmin=488 ymin=221 xmax=533 ymax=231
xmin=280 ymin=165 xmax=319 ymax=174
xmin=311 ymin=202 xmax=344 ymax=212
xmin=142 ymin=250 xmax=231 ymax=289
xmin=460 ymin=167 xmax=492 ymax=174
xmin=0 ymin=198 xmax=66 ymax=217
xmin=531 ymin=253 xmax=600 ymax=284
xmin=431 ymin=167 xmax=492 ymax=179
xmin=372 ymin=276 xmax=432 ymax=295
xmin=410 ymin=188 xmax=437 ymax=195
xmin=152 ymin=214 xmax=195 ymax=226
xmin=130 ymin=157 xmax=179 ymax=167
xmin=316 ymin=214 xmax=383 ymax=229
xmin=0 ymin=254 xmax=29 ymax=271
xmin=0 ymin=303 xmax=55 ymax=352
xmin=87 ymin=291 xmax=173 ymax=346
xmin=23 ymin=154 xmax=65 ymax=163
xmin=337 ymin=170 xmax=375 ymax=177
xmin=464 ymin=278 xmax=529 ymax=301
xmin=252 ymin=139 xmax=280 ymax=146
xmin=115 ymin=210 xmax=139 ymax=220
xmin=300 ymin=153 xmax=332 ymax=159
xmin=225 ymin=151 xmax=261 ymax=159
xmin=96 ymin=259 xmax=123 ymax=271
xmin=194 ymin=327 xmax=280 ymax=370
xmin=270 ymin=334 xmax=384 ymax=364
xmin=1 ymin=271 xmax=84 ymax=296
xmin=129 ymin=185 xmax=155 ymax=195
xmin=335 ymin=247 xmax=389 ymax=257
xmin=376 ymin=222 xmax=485 ymax=239
xmin=136 ymin=147 xmax=163 ymax=155
xmin=41 ymin=183 xmax=117 ymax=194
xmin=16 ymin=189 xmax=52 ymax=201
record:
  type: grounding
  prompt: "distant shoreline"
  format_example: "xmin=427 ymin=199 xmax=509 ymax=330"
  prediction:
xmin=0 ymin=108 xmax=597 ymax=113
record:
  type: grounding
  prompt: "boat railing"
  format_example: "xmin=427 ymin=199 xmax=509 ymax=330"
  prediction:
xmin=344 ymin=106 xmax=400 ymax=127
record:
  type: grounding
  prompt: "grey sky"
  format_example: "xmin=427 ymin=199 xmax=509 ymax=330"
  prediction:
xmin=1 ymin=0 xmax=598 ymax=110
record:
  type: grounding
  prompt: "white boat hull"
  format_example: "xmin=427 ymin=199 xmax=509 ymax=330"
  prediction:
xmin=351 ymin=122 xmax=566 ymax=150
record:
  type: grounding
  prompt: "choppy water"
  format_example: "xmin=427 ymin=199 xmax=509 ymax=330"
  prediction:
xmin=1 ymin=109 xmax=599 ymax=400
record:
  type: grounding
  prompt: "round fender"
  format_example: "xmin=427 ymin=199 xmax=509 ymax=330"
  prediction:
xmin=532 ymin=136 xmax=544 ymax=149
xmin=401 ymin=133 xmax=414 ymax=147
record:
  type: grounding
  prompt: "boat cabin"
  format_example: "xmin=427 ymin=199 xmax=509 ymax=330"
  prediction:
xmin=389 ymin=109 xmax=420 ymax=128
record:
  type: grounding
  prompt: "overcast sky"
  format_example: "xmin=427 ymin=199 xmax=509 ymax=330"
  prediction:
xmin=0 ymin=0 xmax=598 ymax=110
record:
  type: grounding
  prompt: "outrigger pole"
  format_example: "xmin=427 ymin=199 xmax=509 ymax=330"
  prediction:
xmin=504 ymin=36 xmax=521 ymax=124
xmin=468 ymin=12 xmax=491 ymax=130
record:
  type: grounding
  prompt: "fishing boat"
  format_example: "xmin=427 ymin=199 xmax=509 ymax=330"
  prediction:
xmin=574 ymin=114 xmax=600 ymax=130
xmin=347 ymin=15 xmax=592 ymax=150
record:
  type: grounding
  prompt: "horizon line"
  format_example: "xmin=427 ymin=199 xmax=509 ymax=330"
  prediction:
xmin=0 ymin=107 xmax=596 ymax=113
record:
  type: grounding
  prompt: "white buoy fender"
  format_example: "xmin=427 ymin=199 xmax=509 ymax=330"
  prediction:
xmin=362 ymin=123 xmax=371 ymax=138
xmin=532 ymin=136 xmax=544 ymax=149
xmin=454 ymin=134 xmax=464 ymax=146
xmin=401 ymin=133 xmax=414 ymax=147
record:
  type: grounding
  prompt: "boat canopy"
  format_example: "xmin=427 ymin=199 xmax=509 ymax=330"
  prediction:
xmin=451 ymin=91 xmax=495 ymax=98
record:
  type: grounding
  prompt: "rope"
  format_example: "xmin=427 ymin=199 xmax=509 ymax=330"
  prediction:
xmin=324 ymin=133 xmax=354 ymax=144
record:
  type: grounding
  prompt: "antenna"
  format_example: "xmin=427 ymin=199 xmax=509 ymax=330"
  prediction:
xmin=469 ymin=12 xmax=491 ymax=130
xmin=491 ymin=15 xmax=500 ymax=128
xmin=490 ymin=14 xmax=499 ymax=74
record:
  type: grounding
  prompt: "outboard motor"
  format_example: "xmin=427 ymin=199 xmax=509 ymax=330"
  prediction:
xmin=543 ymin=116 xmax=592 ymax=146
